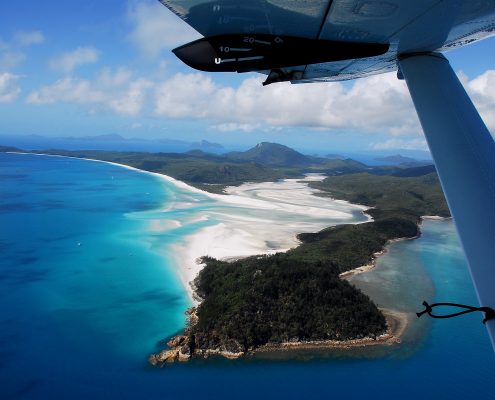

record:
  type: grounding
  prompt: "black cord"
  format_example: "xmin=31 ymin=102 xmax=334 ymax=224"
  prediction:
xmin=417 ymin=301 xmax=495 ymax=324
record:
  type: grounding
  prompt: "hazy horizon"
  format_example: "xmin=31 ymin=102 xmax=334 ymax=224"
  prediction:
xmin=0 ymin=131 xmax=433 ymax=161
xmin=1 ymin=0 xmax=494 ymax=155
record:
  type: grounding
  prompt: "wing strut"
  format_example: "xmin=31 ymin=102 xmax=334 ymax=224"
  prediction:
xmin=399 ymin=53 xmax=495 ymax=350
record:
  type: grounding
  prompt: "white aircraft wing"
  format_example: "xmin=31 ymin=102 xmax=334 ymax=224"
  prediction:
xmin=158 ymin=0 xmax=495 ymax=350
xmin=160 ymin=0 xmax=495 ymax=82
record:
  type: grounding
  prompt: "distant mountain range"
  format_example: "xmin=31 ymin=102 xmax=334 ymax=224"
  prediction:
xmin=0 ymin=133 xmax=225 ymax=153
xmin=1 ymin=141 xmax=437 ymax=195
xmin=0 ymin=133 xmax=434 ymax=166
xmin=1 ymin=134 xmax=434 ymax=177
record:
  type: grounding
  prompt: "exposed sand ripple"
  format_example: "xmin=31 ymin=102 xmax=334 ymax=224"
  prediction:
xmin=159 ymin=175 xmax=371 ymax=302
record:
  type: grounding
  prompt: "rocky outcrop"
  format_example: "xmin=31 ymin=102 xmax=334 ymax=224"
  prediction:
xmin=149 ymin=307 xmax=247 ymax=365
xmin=149 ymin=336 xmax=193 ymax=365
xmin=149 ymin=310 xmax=196 ymax=366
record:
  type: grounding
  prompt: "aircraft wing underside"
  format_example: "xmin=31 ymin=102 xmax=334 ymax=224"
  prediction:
xmin=160 ymin=0 xmax=495 ymax=82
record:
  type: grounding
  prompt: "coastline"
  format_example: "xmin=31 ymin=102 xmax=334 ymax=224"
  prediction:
xmin=5 ymin=152 xmax=416 ymax=360
xmin=149 ymin=307 xmax=407 ymax=364
xmin=255 ymin=308 xmax=406 ymax=353
xmin=339 ymin=215 xmax=451 ymax=280
xmin=2 ymin=151 xmax=490 ymax=400
xmin=161 ymin=176 xmax=371 ymax=305
xmin=164 ymin=208 xmax=444 ymax=361
xmin=339 ymin=235 xmax=420 ymax=280
xmin=6 ymin=152 xmax=372 ymax=305
xmin=6 ymin=151 xmax=219 ymax=199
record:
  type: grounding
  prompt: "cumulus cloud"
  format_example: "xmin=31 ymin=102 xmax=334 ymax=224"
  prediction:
xmin=127 ymin=0 xmax=201 ymax=58
xmin=26 ymin=77 xmax=105 ymax=105
xmin=14 ymin=30 xmax=45 ymax=47
xmin=0 ymin=72 xmax=21 ymax=102
xmin=24 ymin=64 xmax=495 ymax=136
xmin=49 ymin=47 xmax=100 ymax=73
xmin=152 ymin=69 xmax=495 ymax=136
xmin=26 ymin=68 xmax=150 ymax=116
xmin=107 ymin=78 xmax=152 ymax=115
xmin=154 ymin=72 xmax=421 ymax=135
xmin=464 ymin=70 xmax=495 ymax=132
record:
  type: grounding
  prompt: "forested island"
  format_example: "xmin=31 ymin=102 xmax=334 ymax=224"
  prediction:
xmin=149 ymin=169 xmax=448 ymax=362
xmin=1 ymin=143 xmax=449 ymax=362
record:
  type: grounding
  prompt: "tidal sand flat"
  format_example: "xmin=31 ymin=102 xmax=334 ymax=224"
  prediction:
xmin=143 ymin=174 xmax=370 ymax=302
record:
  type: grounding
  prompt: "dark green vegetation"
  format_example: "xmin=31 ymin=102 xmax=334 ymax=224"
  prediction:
xmin=190 ymin=255 xmax=386 ymax=353
xmin=310 ymin=172 xmax=450 ymax=222
xmin=295 ymin=172 xmax=450 ymax=273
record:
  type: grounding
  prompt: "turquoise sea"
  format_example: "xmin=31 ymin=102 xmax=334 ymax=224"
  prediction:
xmin=1 ymin=153 xmax=494 ymax=400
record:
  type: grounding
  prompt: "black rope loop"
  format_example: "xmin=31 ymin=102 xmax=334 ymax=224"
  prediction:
xmin=417 ymin=301 xmax=495 ymax=324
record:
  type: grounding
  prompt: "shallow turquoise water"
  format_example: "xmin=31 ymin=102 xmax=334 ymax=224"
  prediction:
xmin=1 ymin=153 xmax=494 ymax=400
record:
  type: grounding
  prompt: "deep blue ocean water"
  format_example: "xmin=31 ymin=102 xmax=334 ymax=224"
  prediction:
xmin=1 ymin=153 xmax=494 ymax=400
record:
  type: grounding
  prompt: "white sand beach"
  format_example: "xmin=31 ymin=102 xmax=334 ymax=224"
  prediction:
xmin=156 ymin=174 xmax=371 ymax=302
xmin=10 ymin=152 xmax=372 ymax=302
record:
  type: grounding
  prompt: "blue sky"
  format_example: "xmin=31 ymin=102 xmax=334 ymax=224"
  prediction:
xmin=1 ymin=0 xmax=494 ymax=154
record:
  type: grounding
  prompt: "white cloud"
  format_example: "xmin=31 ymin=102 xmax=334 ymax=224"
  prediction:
xmin=154 ymin=72 xmax=421 ymax=135
xmin=153 ymin=69 xmax=495 ymax=136
xmin=464 ymin=70 xmax=495 ymax=133
xmin=97 ymin=67 xmax=132 ymax=87
xmin=24 ymin=62 xmax=495 ymax=136
xmin=14 ymin=30 xmax=45 ymax=47
xmin=26 ymin=68 xmax=150 ymax=116
xmin=127 ymin=0 xmax=201 ymax=58
xmin=26 ymin=77 xmax=104 ymax=105
xmin=0 ymin=72 xmax=21 ymax=102
xmin=107 ymin=78 xmax=152 ymax=115
xmin=49 ymin=47 xmax=100 ymax=73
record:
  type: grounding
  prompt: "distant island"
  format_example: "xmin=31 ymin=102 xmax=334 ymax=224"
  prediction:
xmin=0 ymin=133 xmax=225 ymax=154
xmin=374 ymin=154 xmax=419 ymax=164
xmin=1 ymin=143 xmax=449 ymax=362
